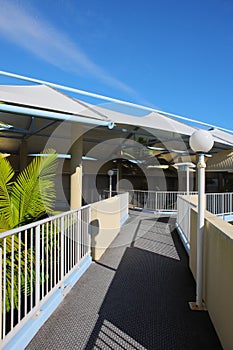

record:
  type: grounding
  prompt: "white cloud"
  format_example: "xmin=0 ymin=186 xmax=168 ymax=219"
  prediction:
xmin=0 ymin=1 xmax=137 ymax=96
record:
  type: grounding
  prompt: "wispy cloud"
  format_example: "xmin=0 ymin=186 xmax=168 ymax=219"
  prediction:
xmin=0 ymin=1 xmax=138 ymax=97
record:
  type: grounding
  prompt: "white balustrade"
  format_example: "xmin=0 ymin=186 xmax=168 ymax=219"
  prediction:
xmin=0 ymin=205 xmax=91 ymax=347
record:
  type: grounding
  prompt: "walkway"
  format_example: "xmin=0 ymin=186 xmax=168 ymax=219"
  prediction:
xmin=26 ymin=211 xmax=222 ymax=350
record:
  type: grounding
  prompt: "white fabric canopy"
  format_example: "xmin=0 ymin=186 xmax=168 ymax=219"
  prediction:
xmin=0 ymin=84 xmax=233 ymax=148
xmin=210 ymin=128 xmax=233 ymax=147
xmin=0 ymin=84 xmax=196 ymax=136
xmin=0 ymin=84 xmax=108 ymax=121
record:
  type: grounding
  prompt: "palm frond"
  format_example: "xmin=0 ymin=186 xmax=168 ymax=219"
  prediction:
xmin=11 ymin=149 xmax=57 ymax=226
xmin=0 ymin=156 xmax=15 ymax=228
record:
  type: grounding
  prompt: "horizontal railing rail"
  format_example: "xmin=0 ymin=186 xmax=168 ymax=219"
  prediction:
xmin=0 ymin=205 xmax=91 ymax=348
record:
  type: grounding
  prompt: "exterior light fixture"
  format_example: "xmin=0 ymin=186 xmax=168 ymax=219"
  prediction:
xmin=147 ymin=165 xmax=169 ymax=169
xmin=28 ymin=153 xmax=71 ymax=159
xmin=189 ymin=129 xmax=214 ymax=310
xmin=107 ymin=170 xmax=114 ymax=198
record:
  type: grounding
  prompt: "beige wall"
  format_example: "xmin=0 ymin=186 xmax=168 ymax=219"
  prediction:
xmin=90 ymin=193 xmax=129 ymax=260
xmin=190 ymin=208 xmax=233 ymax=350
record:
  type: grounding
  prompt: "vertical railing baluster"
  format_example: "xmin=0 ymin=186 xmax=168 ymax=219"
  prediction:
xmin=88 ymin=206 xmax=91 ymax=255
xmin=46 ymin=222 xmax=49 ymax=294
xmin=3 ymin=239 xmax=6 ymax=339
xmin=11 ymin=235 xmax=14 ymax=330
xmin=41 ymin=225 xmax=44 ymax=298
xmin=72 ymin=213 xmax=75 ymax=267
xmin=57 ymin=219 xmax=60 ymax=282
xmin=77 ymin=210 xmax=81 ymax=265
xmin=50 ymin=222 xmax=53 ymax=290
xmin=30 ymin=228 xmax=33 ymax=310
xmin=24 ymin=230 xmax=28 ymax=318
xmin=18 ymin=232 xmax=21 ymax=323
xmin=68 ymin=214 xmax=70 ymax=270
xmin=64 ymin=216 xmax=67 ymax=276
xmin=54 ymin=220 xmax=56 ymax=286
xmin=35 ymin=225 xmax=40 ymax=306
xmin=61 ymin=216 xmax=64 ymax=286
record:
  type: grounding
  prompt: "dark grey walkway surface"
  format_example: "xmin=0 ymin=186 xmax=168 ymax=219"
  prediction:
xmin=26 ymin=211 xmax=222 ymax=350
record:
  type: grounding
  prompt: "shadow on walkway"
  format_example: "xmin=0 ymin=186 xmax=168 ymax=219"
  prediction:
xmin=26 ymin=213 xmax=222 ymax=350
xmin=84 ymin=217 xmax=222 ymax=350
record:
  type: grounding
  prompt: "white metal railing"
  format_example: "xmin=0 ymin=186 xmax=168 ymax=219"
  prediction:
xmin=176 ymin=192 xmax=233 ymax=254
xmin=176 ymin=195 xmax=198 ymax=252
xmin=0 ymin=205 xmax=91 ymax=348
xmin=84 ymin=189 xmax=233 ymax=216
xmin=101 ymin=190 xmax=197 ymax=212
xmin=128 ymin=190 xmax=198 ymax=211
xmin=206 ymin=192 xmax=233 ymax=215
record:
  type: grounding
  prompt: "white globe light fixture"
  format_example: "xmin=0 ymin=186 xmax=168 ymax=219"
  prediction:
xmin=189 ymin=129 xmax=214 ymax=310
xmin=107 ymin=170 xmax=114 ymax=198
xmin=107 ymin=170 xmax=114 ymax=177
xmin=189 ymin=129 xmax=214 ymax=154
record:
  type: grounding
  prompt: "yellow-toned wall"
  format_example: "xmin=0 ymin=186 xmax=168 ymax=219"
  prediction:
xmin=190 ymin=208 xmax=233 ymax=350
xmin=90 ymin=194 xmax=128 ymax=260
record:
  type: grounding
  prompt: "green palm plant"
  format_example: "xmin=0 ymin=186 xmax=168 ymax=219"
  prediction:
xmin=0 ymin=149 xmax=58 ymax=312
xmin=0 ymin=149 xmax=58 ymax=231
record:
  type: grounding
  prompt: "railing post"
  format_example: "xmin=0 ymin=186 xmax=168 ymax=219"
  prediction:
xmin=88 ymin=206 xmax=91 ymax=254
xmin=77 ymin=210 xmax=81 ymax=262
xmin=60 ymin=216 xmax=65 ymax=286
xmin=35 ymin=225 xmax=41 ymax=306
xmin=222 ymin=194 xmax=224 ymax=215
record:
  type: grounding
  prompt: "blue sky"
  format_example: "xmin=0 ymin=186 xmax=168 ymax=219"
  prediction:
xmin=0 ymin=0 xmax=232 ymax=130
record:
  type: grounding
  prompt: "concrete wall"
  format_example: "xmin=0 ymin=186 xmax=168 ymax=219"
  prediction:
xmin=190 ymin=207 xmax=233 ymax=350
xmin=90 ymin=193 xmax=129 ymax=260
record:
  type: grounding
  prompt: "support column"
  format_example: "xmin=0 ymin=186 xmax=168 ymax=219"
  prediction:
xmin=70 ymin=125 xmax=83 ymax=209
xmin=19 ymin=140 xmax=28 ymax=171
xmin=174 ymin=162 xmax=196 ymax=193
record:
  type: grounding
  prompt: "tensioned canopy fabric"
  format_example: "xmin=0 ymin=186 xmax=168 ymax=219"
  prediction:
xmin=0 ymin=84 xmax=107 ymax=119
xmin=0 ymin=84 xmax=232 ymax=158
xmin=209 ymin=129 xmax=233 ymax=147
xmin=0 ymin=84 xmax=196 ymax=135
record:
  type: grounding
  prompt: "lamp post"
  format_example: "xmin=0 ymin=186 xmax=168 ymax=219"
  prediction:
xmin=189 ymin=130 xmax=214 ymax=309
xmin=107 ymin=170 xmax=114 ymax=198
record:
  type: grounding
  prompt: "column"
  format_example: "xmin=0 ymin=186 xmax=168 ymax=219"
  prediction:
xmin=70 ymin=124 xmax=83 ymax=209
xmin=175 ymin=162 xmax=196 ymax=193
xmin=19 ymin=140 xmax=28 ymax=171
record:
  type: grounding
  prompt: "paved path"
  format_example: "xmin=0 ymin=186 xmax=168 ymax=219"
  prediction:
xmin=26 ymin=211 xmax=222 ymax=350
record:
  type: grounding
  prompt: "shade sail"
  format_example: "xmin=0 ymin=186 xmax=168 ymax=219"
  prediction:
xmin=0 ymin=84 xmax=197 ymax=136
xmin=77 ymin=104 xmax=197 ymax=136
xmin=0 ymin=84 xmax=109 ymax=121
xmin=210 ymin=128 xmax=233 ymax=147
xmin=0 ymin=83 xmax=233 ymax=157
